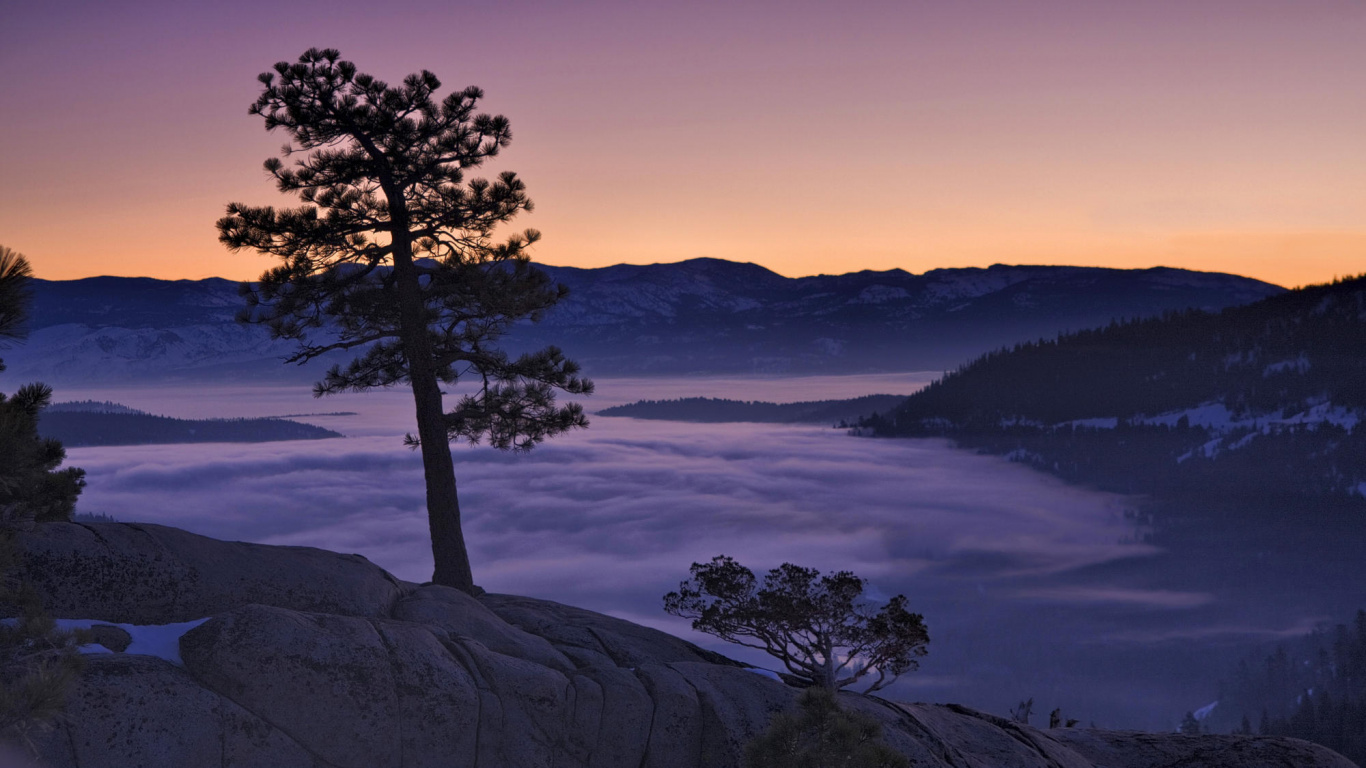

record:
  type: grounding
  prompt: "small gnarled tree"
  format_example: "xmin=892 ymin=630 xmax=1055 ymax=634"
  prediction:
xmin=218 ymin=49 xmax=592 ymax=592
xmin=664 ymin=556 xmax=928 ymax=692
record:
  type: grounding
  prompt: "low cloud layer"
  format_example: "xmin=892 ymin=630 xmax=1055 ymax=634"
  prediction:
xmin=54 ymin=377 xmax=1347 ymax=729
xmin=71 ymin=414 xmax=1145 ymax=599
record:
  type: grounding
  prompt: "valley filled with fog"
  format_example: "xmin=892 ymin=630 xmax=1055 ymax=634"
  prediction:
xmin=51 ymin=373 xmax=1344 ymax=731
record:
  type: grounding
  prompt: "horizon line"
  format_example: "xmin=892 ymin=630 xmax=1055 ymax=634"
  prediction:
xmin=33 ymin=257 xmax=1306 ymax=290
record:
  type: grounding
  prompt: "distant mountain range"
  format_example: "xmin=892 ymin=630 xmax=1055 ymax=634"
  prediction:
xmin=862 ymin=274 xmax=1366 ymax=529
xmin=5 ymin=259 xmax=1283 ymax=384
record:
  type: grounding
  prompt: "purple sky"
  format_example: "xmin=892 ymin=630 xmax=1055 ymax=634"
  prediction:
xmin=3 ymin=0 xmax=1364 ymax=285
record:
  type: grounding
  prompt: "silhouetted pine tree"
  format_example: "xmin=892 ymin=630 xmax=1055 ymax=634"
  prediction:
xmin=0 ymin=247 xmax=84 ymax=525
xmin=218 ymin=49 xmax=592 ymax=592
xmin=0 ymin=246 xmax=88 ymax=753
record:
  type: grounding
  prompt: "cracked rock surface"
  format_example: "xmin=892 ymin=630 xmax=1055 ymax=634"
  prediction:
xmin=13 ymin=523 xmax=1359 ymax=768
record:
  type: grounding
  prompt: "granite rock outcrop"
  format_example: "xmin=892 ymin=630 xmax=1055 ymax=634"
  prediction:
xmin=7 ymin=523 xmax=1356 ymax=768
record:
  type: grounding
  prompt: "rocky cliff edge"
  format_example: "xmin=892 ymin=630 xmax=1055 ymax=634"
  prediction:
xmin=5 ymin=523 xmax=1356 ymax=768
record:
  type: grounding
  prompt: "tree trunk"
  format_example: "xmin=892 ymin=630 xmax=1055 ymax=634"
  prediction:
xmin=821 ymin=639 xmax=837 ymax=690
xmin=382 ymin=178 xmax=476 ymax=593
xmin=409 ymin=365 xmax=475 ymax=592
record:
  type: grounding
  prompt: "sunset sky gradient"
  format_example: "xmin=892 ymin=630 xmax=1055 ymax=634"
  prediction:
xmin=2 ymin=0 xmax=1363 ymax=286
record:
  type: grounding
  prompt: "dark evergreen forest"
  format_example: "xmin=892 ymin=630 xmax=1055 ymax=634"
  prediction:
xmin=599 ymin=394 xmax=909 ymax=425
xmin=862 ymin=276 xmax=1366 ymax=759
xmin=39 ymin=410 xmax=341 ymax=446
xmin=1211 ymin=610 xmax=1366 ymax=765
xmin=862 ymin=275 xmax=1366 ymax=531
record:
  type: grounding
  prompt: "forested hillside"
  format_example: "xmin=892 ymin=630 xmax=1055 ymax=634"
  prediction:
xmin=1211 ymin=609 xmax=1366 ymax=764
xmin=599 ymin=394 xmax=908 ymax=424
xmin=39 ymin=403 xmax=341 ymax=446
xmin=862 ymin=275 xmax=1366 ymax=527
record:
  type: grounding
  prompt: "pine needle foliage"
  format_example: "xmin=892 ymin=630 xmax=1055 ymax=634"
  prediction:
xmin=745 ymin=687 xmax=910 ymax=768
xmin=665 ymin=556 xmax=928 ymax=692
xmin=859 ymin=276 xmax=1366 ymax=530
xmin=0 ymin=248 xmax=86 ymax=755
xmin=0 ymin=248 xmax=84 ymax=526
xmin=0 ymin=384 xmax=85 ymax=525
xmin=0 ymin=248 xmax=32 ymax=344
xmin=217 ymin=49 xmax=592 ymax=591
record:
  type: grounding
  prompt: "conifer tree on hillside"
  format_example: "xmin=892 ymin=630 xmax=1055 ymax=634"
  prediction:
xmin=0 ymin=247 xmax=84 ymax=526
xmin=1223 ymin=609 xmax=1366 ymax=764
xmin=218 ymin=49 xmax=591 ymax=592
xmin=0 ymin=246 xmax=87 ymax=752
xmin=0 ymin=248 xmax=30 ymax=346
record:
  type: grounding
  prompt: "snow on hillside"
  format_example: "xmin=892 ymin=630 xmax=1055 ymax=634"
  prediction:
xmin=18 ymin=261 xmax=1285 ymax=382
xmin=921 ymin=267 xmax=1035 ymax=303
xmin=1062 ymin=401 xmax=1360 ymax=435
xmin=1055 ymin=400 xmax=1362 ymax=464
xmin=13 ymin=323 xmax=300 ymax=379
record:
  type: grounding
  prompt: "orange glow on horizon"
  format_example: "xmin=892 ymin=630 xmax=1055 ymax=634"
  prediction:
xmin=16 ymin=226 xmax=1365 ymax=290
xmin=3 ymin=1 xmax=1363 ymax=290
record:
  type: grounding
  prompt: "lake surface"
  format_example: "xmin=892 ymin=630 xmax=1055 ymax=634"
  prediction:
xmin=50 ymin=373 xmax=1337 ymax=730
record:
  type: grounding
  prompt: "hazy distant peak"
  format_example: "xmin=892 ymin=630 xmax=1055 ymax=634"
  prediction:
xmin=18 ymin=258 xmax=1285 ymax=382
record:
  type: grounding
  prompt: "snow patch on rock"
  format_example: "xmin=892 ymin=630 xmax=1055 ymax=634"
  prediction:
xmin=54 ymin=618 xmax=210 ymax=666
xmin=745 ymin=667 xmax=785 ymax=683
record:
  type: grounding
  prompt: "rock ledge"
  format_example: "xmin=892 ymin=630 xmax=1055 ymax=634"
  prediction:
xmin=8 ymin=523 xmax=1357 ymax=768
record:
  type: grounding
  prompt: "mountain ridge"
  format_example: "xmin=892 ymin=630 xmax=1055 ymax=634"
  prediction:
xmin=8 ymin=259 xmax=1285 ymax=384
xmin=862 ymin=273 xmax=1366 ymax=522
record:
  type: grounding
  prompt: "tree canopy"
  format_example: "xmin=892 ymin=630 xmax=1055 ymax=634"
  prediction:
xmin=0 ymin=247 xmax=31 ymax=345
xmin=218 ymin=49 xmax=591 ymax=591
xmin=0 ymin=247 xmax=85 ymax=526
xmin=664 ymin=556 xmax=928 ymax=692
xmin=0 ymin=249 xmax=87 ymax=744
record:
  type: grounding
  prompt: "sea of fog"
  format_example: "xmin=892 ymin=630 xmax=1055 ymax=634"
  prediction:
xmin=50 ymin=373 xmax=1328 ymax=730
